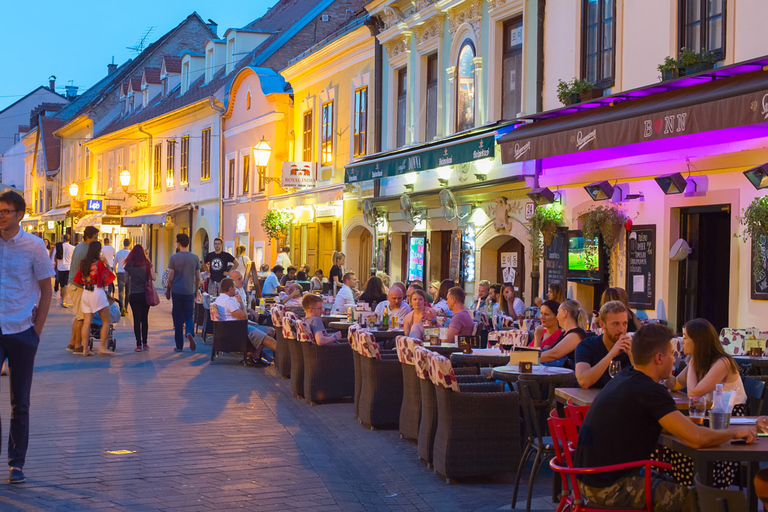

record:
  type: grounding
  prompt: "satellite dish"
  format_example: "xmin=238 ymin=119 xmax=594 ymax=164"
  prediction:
xmin=363 ymin=199 xmax=380 ymax=228
xmin=669 ymin=238 xmax=692 ymax=261
xmin=401 ymin=193 xmax=415 ymax=224
xmin=440 ymin=189 xmax=458 ymax=221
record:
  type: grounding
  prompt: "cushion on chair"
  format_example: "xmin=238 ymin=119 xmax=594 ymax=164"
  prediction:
xmin=358 ymin=331 xmax=381 ymax=359
xmin=270 ymin=304 xmax=285 ymax=326
xmin=500 ymin=315 xmax=516 ymax=328
xmin=414 ymin=345 xmax=432 ymax=380
xmin=478 ymin=312 xmax=491 ymax=331
xmin=427 ymin=351 xmax=459 ymax=392
xmin=297 ymin=321 xmax=313 ymax=343
xmin=282 ymin=317 xmax=297 ymax=340
xmin=720 ymin=328 xmax=750 ymax=356
xmin=209 ymin=301 xmax=220 ymax=321
xmin=395 ymin=336 xmax=423 ymax=365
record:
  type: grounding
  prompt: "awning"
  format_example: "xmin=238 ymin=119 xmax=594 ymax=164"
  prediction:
xmin=40 ymin=206 xmax=70 ymax=222
xmin=344 ymin=121 xmax=518 ymax=183
xmin=122 ymin=203 xmax=191 ymax=226
xmin=269 ymin=185 xmax=343 ymax=210
xmin=74 ymin=213 xmax=105 ymax=231
xmin=20 ymin=215 xmax=40 ymax=228
xmin=499 ymin=66 xmax=768 ymax=164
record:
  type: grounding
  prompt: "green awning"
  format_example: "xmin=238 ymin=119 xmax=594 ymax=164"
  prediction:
xmin=345 ymin=132 xmax=497 ymax=184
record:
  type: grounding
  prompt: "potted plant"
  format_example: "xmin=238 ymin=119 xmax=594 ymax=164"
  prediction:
xmin=677 ymin=48 xmax=715 ymax=76
xmin=657 ymin=56 xmax=679 ymax=81
xmin=736 ymin=195 xmax=768 ymax=272
xmin=261 ymin=210 xmax=293 ymax=244
xmin=528 ymin=204 xmax=564 ymax=263
xmin=556 ymin=78 xmax=601 ymax=106
xmin=578 ymin=205 xmax=629 ymax=283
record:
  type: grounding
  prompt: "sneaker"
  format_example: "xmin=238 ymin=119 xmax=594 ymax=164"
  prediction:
xmin=61 ymin=302 xmax=69 ymax=308
xmin=121 ymin=309 xmax=128 ymax=317
xmin=187 ymin=334 xmax=196 ymax=351
xmin=73 ymin=347 xmax=84 ymax=354
xmin=66 ymin=344 xmax=74 ymax=351
xmin=174 ymin=348 xmax=183 ymax=353
xmin=135 ymin=346 xmax=142 ymax=352
xmin=8 ymin=467 xmax=25 ymax=484
xmin=142 ymin=344 xmax=149 ymax=351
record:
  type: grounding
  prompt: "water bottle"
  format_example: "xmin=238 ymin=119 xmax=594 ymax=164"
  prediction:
xmin=711 ymin=383 xmax=729 ymax=429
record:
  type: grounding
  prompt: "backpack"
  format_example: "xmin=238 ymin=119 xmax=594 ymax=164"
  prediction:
xmin=55 ymin=242 xmax=63 ymax=260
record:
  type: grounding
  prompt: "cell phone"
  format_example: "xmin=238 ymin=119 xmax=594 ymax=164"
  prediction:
xmin=731 ymin=438 xmax=749 ymax=444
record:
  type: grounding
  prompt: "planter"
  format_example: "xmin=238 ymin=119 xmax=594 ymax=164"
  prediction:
xmin=660 ymin=68 xmax=678 ymax=81
xmin=564 ymin=93 xmax=581 ymax=106
xmin=579 ymin=88 xmax=604 ymax=102
xmin=679 ymin=61 xmax=714 ymax=76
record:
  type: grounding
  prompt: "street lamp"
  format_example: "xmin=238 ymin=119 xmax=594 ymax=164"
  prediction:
xmin=119 ymin=169 xmax=148 ymax=202
xmin=69 ymin=182 xmax=78 ymax=198
xmin=253 ymin=136 xmax=279 ymax=185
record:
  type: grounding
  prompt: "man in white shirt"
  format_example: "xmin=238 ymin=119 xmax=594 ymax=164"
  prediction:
xmin=114 ymin=239 xmax=131 ymax=315
xmin=228 ymin=270 xmax=276 ymax=338
xmin=261 ymin=265 xmax=284 ymax=295
xmin=276 ymin=246 xmax=292 ymax=270
xmin=332 ymin=271 xmax=357 ymax=313
xmin=55 ymin=234 xmax=75 ymax=308
xmin=215 ymin=278 xmax=276 ymax=366
xmin=373 ymin=287 xmax=412 ymax=324
xmin=100 ymin=237 xmax=117 ymax=297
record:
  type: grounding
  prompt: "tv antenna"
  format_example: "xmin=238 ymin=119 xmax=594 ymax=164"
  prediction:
xmin=127 ymin=26 xmax=156 ymax=54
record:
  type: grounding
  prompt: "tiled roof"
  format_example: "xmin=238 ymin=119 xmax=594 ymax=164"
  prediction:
xmin=162 ymin=56 xmax=182 ymax=74
xmin=128 ymin=77 xmax=142 ymax=92
xmin=143 ymin=67 xmax=162 ymax=84
xmin=39 ymin=117 xmax=67 ymax=172
xmin=0 ymin=86 xmax=66 ymax=116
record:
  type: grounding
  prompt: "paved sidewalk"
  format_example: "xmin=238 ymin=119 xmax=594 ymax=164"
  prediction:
xmin=0 ymin=295 xmax=557 ymax=511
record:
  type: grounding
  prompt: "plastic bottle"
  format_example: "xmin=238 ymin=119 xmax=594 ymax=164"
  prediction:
xmin=382 ymin=306 xmax=390 ymax=331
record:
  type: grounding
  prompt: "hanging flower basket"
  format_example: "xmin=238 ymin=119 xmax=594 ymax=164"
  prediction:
xmin=736 ymin=195 xmax=768 ymax=273
xmin=578 ymin=205 xmax=629 ymax=284
xmin=261 ymin=210 xmax=293 ymax=244
xmin=528 ymin=204 xmax=564 ymax=264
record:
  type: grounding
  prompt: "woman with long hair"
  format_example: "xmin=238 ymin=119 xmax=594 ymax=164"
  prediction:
xmin=530 ymin=300 xmax=563 ymax=350
xmin=329 ymin=252 xmax=345 ymax=292
xmin=600 ymin=287 xmax=641 ymax=332
xmin=234 ymin=245 xmax=251 ymax=278
xmin=359 ymin=276 xmax=387 ymax=309
xmin=73 ymin=241 xmax=115 ymax=356
xmin=432 ymin=279 xmax=455 ymax=316
xmin=534 ymin=282 xmax=566 ymax=307
xmin=403 ymin=289 xmax=433 ymax=340
xmin=495 ymin=283 xmax=521 ymax=320
xmin=540 ymin=299 xmax=589 ymax=366
xmin=124 ymin=244 xmax=156 ymax=351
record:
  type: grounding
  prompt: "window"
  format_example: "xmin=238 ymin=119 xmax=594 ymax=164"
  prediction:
xmin=242 ymin=154 xmax=250 ymax=195
xmin=139 ymin=145 xmax=147 ymax=190
xmin=201 ymin=128 xmax=211 ymax=180
xmin=502 ymin=17 xmax=524 ymax=119
xmin=425 ymin=54 xmax=438 ymax=141
xmin=166 ymin=140 xmax=175 ymax=188
xmin=96 ymin=155 xmax=103 ymax=192
xmin=153 ymin=143 xmax=161 ymax=190
xmin=46 ymin=188 xmax=52 ymax=211
xmin=321 ymin=101 xmax=333 ymax=166
xmin=129 ymin=147 xmax=136 ymax=187
xmin=302 ymin=110 xmax=313 ymax=161
xmin=582 ymin=0 xmax=615 ymax=87
xmin=84 ymin=149 xmax=91 ymax=179
xmin=396 ymin=68 xmax=407 ymax=148
xmin=227 ymin=159 xmax=235 ymax=198
xmin=115 ymin=149 xmax=123 ymax=190
xmin=107 ymin=152 xmax=114 ymax=192
xmin=456 ymin=40 xmax=476 ymax=133
xmin=353 ymin=87 xmax=368 ymax=157
xmin=680 ymin=0 xmax=725 ymax=59
xmin=246 ymin=90 xmax=251 ymax=110
xmin=180 ymin=135 xmax=189 ymax=184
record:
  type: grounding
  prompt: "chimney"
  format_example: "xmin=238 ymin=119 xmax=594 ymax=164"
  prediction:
xmin=48 ymin=75 xmax=56 ymax=91
xmin=108 ymin=63 xmax=117 ymax=74
xmin=207 ymin=18 xmax=218 ymax=37
xmin=65 ymin=86 xmax=78 ymax=100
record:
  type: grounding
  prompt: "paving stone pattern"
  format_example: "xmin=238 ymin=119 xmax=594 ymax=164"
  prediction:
xmin=0 ymin=297 xmax=557 ymax=511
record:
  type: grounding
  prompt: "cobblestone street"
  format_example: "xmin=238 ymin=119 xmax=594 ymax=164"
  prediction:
xmin=0 ymin=298 xmax=556 ymax=512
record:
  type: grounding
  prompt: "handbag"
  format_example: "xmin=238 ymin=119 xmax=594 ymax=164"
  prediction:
xmin=145 ymin=263 xmax=160 ymax=307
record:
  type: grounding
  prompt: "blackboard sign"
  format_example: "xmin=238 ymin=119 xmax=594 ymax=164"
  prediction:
xmin=543 ymin=229 xmax=566 ymax=292
xmin=751 ymin=233 xmax=768 ymax=300
xmin=626 ymin=225 xmax=655 ymax=309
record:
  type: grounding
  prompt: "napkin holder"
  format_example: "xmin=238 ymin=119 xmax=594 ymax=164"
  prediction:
xmin=519 ymin=361 xmax=533 ymax=373
xmin=509 ymin=347 xmax=539 ymax=365
xmin=459 ymin=340 xmax=473 ymax=354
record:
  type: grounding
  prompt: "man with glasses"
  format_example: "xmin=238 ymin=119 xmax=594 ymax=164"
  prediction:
xmin=228 ymin=270 xmax=276 ymax=340
xmin=165 ymin=233 xmax=200 ymax=352
xmin=302 ymin=294 xmax=344 ymax=346
xmin=0 ymin=191 xmax=55 ymax=484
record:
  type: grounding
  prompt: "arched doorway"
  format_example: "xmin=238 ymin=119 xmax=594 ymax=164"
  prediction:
xmin=345 ymin=224 xmax=374 ymax=287
xmin=479 ymin=234 xmax=526 ymax=302
xmin=194 ymin=228 xmax=209 ymax=261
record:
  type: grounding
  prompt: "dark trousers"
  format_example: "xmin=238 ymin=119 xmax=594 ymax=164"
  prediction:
xmin=128 ymin=293 xmax=150 ymax=347
xmin=117 ymin=273 xmax=130 ymax=310
xmin=0 ymin=327 xmax=40 ymax=469
xmin=171 ymin=294 xmax=194 ymax=349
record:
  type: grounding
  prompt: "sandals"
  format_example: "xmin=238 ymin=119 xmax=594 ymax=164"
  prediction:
xmin=97 ymin=350 xmax=114 ymax=356
xmin=82 ymin=350 xmax=95 ymax=357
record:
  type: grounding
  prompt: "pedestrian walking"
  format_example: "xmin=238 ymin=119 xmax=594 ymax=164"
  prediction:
xmin=101 ymin=237 xmax=116 ymax=297
xmin=166 ymin=233 xmax=200 ymax=352
xmin=73 ymin=241 xmax=115 ymax=356
xmin=123 ymin=244 xmax=155 ymax=351
xmin=114 ymin=238 xmax=131 ymax=315
xmin=0 ymin=190 xmax=55 ymax=484
xmin=67 ymin=226 xmax=100 ymax=353
xmin=55 ymin=234 xmax=75 ymax=308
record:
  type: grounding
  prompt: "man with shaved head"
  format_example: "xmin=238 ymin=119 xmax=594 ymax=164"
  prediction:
xmin=374 ymin=286 xmax=411 ymax=324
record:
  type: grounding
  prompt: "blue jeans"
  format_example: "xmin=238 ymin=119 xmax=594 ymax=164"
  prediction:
xmin=0 ymin=327 xmax=40 ymax=469
xmin=171 ymin=294 xmax=195 ymax=349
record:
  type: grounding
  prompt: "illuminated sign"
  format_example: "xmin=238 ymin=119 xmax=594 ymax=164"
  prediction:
xmin=86 ymin=199 xmax=103 ymax=212
xmin=281 ymin=162 xmax=317 ymax=188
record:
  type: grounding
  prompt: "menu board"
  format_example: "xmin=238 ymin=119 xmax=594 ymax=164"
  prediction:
xmin=448 ymin=230 xmax=461 ymax=282
xmin=543 ymin=229 xmax=566 ymax=291
xmin=751 ymin=233 xmax=768 ymax=300
xmin=626 ymin=225 xmax=655 ymax=309
xmin=407 ymin=235 xmax=426 ymax=282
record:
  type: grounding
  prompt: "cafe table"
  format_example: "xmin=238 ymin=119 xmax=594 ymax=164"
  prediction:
xmin=321 ymin=314 xmax=347 ymax=327
xmin=367 ymin=329 xmax=405 ymax=349
xmin=734 ymin=355 xmax=768 ymax=376
xmin=492 ymin=365 xmax=574 ymax=385
xmin=451 ymin=348 xmax=510 ymax=368
xmin=425 ymin=343 xmax=460 ymax=357
xmin=660 ymin=418 xmax=767 ymax=512
xmin=554 ymin=387 xmax=689 ymax=410
xmin=328 ymin=321 xmax=353 ymax=332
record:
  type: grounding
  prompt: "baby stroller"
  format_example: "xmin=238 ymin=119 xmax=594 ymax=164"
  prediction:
xmin=87 ymin=301 xmax=119 ymax=352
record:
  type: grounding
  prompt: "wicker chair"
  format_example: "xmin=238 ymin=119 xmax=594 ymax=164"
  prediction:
xmin=428 ymin=350 xmax=521 ymax=482
xmin=415 ymin=345 xmax=438 ymax=466
xmin=396 ymin=335 xmax=424 ymax=441
xmin=210 ymin=319 xmax=250 ymax=365
xmin=283 ymin=316 xmax=304 ymax=399
xmin=298 ymin=320 xmax=354 ymax=404
xmin=349 ymin=325 xmax=363 ymax=420
xmin=271 ymin=305 xmax=291 ymax=379
xmin=357 ymin=331 xmax=403 ymax=429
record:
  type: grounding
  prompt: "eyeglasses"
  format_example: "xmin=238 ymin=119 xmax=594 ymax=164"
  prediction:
xmin=0 ymin=209 xmax=18 ymax=216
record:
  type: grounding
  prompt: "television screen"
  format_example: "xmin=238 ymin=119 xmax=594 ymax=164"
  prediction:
xmin=568 ymin=234 xmax=600 ymax=272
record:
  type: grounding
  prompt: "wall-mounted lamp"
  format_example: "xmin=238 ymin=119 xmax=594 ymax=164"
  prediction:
xmin=654 ymin=172 xmax=689 ymax=194
xmin=526 ymin=187 xmax=557 ymax=205
xmin=253 ymin=136 xmax=280 ymax=185
xmin=474 ymin=173 xmax=487 ymax=181
xmin=584 ymin=180 xmax=613 ymax=201
xmin=744 ymin=164 xmax=768 ymax=190
xmin=68 ymin=182 xmax=79 ymax=198
xmin=119 ymin=169 xmax=148 ymax=202
xmin=404 ymin=183 xmax=415 ymax=193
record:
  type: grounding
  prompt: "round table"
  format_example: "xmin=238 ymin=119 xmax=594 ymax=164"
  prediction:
xmin=424 ymin=344 xmax=459 ymax=357
xmin=451 ymin=348 xmax=510 ymax=367
xmin=321 ymin=315 xmax=347 ymax=327
xmin=329 ymin=321 xmax=353 ymax=332
xmin=368 ymin=329 xmax=404 ymax=349
xmin=491 ymin=364 xmax=574 ymax=384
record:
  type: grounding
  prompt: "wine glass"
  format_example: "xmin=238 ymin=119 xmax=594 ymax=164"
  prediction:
xmin=608 ymin=361 xmax=621 ymax=378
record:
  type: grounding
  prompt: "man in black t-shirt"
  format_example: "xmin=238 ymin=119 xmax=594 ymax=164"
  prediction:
xmin=575 ymin=323 xmax=756 ymax=511
xmin=575 ymin=300 xmax=632 ymax=388
xmin=203 ymin=238 xmax=235 ymax=293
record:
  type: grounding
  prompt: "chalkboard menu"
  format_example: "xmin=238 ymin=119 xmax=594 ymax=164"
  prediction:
xmin=543 ymin=229 xmax=566 ymax=291
xmin=626 ymin=225 xmax=655 ymax=309
xmin=751 ymin=233 xmax=768 ymax=300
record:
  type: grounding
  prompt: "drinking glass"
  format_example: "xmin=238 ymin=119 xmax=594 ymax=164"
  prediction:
xmin=500 ymin=342 xmax=514 ymax=355
xmin=608 ymin=361 xmax=621 ymax=378
xmin=688 ymin=396 xmax=707 ymax=425
xmin=487 ymin=334 xmax=498 ymax=350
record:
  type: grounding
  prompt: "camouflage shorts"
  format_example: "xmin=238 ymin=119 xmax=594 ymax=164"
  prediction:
xmin=579 ymin=470 xmax=698 ymax=512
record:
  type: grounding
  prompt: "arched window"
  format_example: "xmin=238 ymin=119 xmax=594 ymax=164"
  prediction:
xmin=246 ymin=90 xmax=251 ymax=110
xmin=456 ymin=40 xmax=476 ymax=132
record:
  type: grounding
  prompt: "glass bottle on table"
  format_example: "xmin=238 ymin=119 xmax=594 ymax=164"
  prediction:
xmin=382 ymin=306 xmax=390 ymax=331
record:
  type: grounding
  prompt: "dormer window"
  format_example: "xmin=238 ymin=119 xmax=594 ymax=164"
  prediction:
xmin=143 ymin=88 xmax=148 ymax=107
xmin=205 ymin=48 xmax=214 ymax=84
xmin=162 ymin=77 xmax=168 ymax=97
xmin=182 ymin=61 xmax=190 ymax=93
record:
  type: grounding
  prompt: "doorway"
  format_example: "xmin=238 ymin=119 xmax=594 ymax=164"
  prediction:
xmin=677 ymin=205 xmax=731 ymax=333
xmin=496 ymin=237 xmax=526 ymax=299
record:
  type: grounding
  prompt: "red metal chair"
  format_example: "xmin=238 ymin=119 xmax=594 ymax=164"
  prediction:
xmin=564 ymin=405 xmax=590 ymax=427
xmin=548 ymin=416 xmax=671 ymax=512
